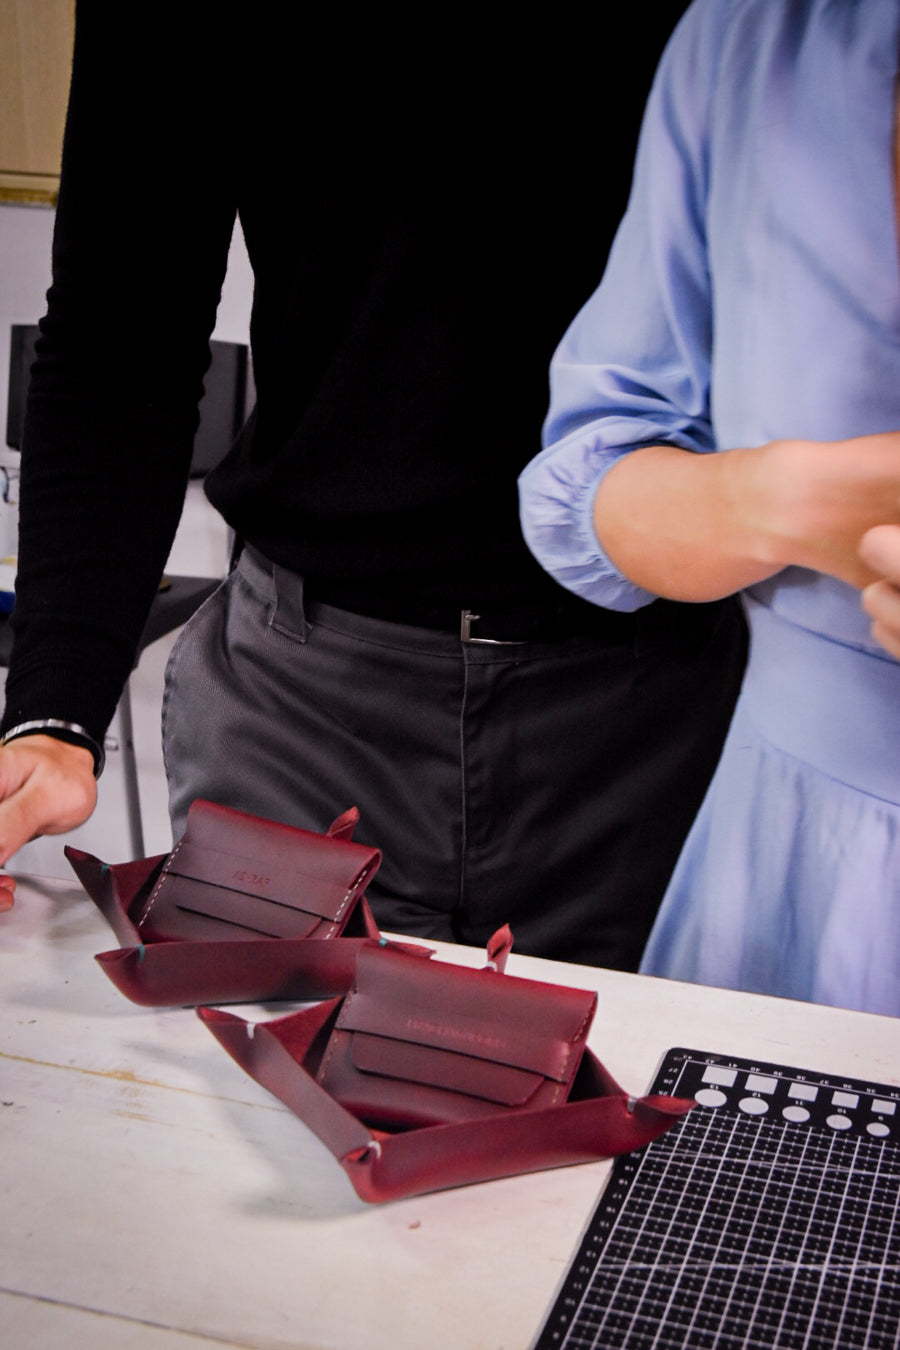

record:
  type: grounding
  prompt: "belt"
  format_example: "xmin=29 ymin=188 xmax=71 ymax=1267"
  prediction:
xmin=242 ymin=547 xmax=631 ymax=645
xmin=312 ymin=594 xmax=627 ymax=646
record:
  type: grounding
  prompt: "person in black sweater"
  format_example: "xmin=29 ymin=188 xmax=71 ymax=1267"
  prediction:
xmin=0 ymin=4 xmax=746 ymax=966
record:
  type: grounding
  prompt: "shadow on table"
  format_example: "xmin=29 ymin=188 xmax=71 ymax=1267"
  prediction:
xmin=131 ymin=1031 xmax=382 ymax=1221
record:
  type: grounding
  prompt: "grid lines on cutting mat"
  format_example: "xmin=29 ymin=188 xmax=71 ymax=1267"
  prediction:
xmin=535 ymin=1049 xmax=900 ymax=1350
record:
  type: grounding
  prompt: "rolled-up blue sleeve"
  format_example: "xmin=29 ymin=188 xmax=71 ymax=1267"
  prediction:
xmin=519 ymin=0 xmax=723 ymax=612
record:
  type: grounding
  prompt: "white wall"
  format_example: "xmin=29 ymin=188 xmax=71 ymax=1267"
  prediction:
xmin=0 ymin=205 xmax=54 ymax=557
xmin=0 ymin=201 xmax=254 ymax=873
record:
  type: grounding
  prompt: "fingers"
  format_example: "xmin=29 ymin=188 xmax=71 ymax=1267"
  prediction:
xmin=0 ymin=875 xmax=15 ymax=913
xmin=859 ymin=523 xmax=900 ymax=581
xmin=862 ymin=580 xmax=900 ymax=661
xmin=859 ymin=525 xmax=900 ymax=661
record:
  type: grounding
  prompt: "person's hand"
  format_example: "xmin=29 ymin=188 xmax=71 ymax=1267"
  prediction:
xmin=0 ymin=736 xmax=98 ymax=900
xmin=745 ymin=431 xmax=900 ymax=589
xmin=859 ymin=523 xmax=900 ymax=660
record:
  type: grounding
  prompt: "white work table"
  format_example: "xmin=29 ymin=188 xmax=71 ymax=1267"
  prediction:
xmin=2 ymin=874 xmax=898 ymax=1350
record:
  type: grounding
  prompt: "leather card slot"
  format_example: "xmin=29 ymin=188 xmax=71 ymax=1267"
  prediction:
xmin=167 ymin=876 xmax=322 ymax=938
xmin=348 ymin=1032 xmax=543 ymax=1107
xmin=338 ymin=988 xmax=576 ymax=1084
xmin=350 ymin=946 xmax=596 ymax=1076
xmin=165 ymin=840 xmax=356 ymax=921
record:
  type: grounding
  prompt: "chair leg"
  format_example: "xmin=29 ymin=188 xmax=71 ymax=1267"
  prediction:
xmin=115 ymin=678 xmax=146 ymax=859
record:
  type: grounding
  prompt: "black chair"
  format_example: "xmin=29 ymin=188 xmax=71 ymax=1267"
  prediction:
xmin=3 ymin=323 xmax=252 ymax=855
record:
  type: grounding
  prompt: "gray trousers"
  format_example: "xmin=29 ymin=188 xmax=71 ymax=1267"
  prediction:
xmin=162 ymin=547 xmax=746 ymax=968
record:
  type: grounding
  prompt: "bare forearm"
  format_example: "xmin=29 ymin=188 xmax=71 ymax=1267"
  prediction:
xmin=593 ymin=444 xmax=780 ymax=601
xmin=593 ymin=433 xmax=900 ymax=601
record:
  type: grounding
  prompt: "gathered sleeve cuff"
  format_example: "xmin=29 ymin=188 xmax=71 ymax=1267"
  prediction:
xmin=519 ymin=427 xmax=673 ymax=613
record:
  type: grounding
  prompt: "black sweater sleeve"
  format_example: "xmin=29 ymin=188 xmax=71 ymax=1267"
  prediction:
xmin=1 ymin=2 xmax=238 ymax=742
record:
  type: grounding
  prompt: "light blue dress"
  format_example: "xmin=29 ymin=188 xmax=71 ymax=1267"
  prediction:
xmin=519 ymin=0 xmax=900 ymax=1016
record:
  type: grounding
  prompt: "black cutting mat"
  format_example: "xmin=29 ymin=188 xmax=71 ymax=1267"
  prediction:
xmin=535 ymin=1048 xmax=900 ymax=1350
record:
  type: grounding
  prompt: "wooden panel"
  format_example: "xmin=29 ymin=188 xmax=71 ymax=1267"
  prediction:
xmin=0 ymin=0 xmax=75 ymax=204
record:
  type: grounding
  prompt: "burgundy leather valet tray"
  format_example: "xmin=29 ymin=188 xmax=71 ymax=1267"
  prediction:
xmin=66 ymin=798 xmax=426 ymax=1006
xmin=199 ymin=932 xmax=693 ymax=1201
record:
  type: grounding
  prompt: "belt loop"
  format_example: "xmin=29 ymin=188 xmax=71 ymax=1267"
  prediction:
xmin=269 ymin=564 xmax=310 ymax=643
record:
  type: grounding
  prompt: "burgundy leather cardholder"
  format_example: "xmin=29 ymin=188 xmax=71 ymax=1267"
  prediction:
xmin=131 ymin=800 xmax=379 ymax=944
xmin=316 ymin=942 xmax=595 ymax=1129
xmin=67 ymin=799 xmax=427 ymax=1006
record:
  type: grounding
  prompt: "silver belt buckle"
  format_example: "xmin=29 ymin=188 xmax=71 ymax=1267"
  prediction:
xmin=460 ymin=609 xmax=526 ymax=646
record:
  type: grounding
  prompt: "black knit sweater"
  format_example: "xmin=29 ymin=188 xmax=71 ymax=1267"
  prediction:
xmin=3 ymin=3 xmax=689 ymax=742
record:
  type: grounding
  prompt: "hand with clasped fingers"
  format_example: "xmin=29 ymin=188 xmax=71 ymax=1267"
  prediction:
xmin=737 ymin=430 xmax=900 ymax=592
xmin=0 ymin=736 xmax=97 ymax=912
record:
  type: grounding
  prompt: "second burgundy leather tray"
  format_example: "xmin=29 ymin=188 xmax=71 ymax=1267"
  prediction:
xmin=200 ymin=934 xmax=694 ymax=1201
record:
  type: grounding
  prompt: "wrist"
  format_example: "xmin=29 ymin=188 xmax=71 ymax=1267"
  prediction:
xmin=0 ymin=720 xmax=106 ymax=778
xmin=717 ymin=441 xmax=788 ymax=569
xmin=729 ymin=438 xmax=821 ymax=572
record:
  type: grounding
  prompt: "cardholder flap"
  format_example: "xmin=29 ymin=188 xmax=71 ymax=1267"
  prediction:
xmin=348 ymin=1031 xmax=543 ymax=1107
xmin=138 ymin=799 xmax=381 ymax=937
xmin=341 ymin=945 xmax=597 ymax=1085
xmin=166 ymin=842 xmax=354 ymax=926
